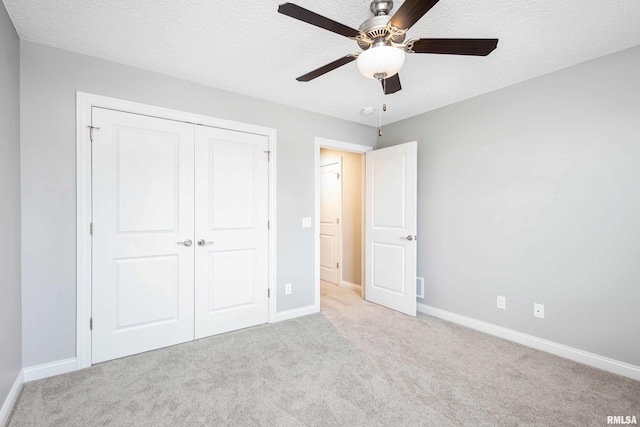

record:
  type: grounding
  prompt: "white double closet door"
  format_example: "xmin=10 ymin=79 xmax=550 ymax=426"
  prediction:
xmin=91 ymin=108 xmax=269 ymax=364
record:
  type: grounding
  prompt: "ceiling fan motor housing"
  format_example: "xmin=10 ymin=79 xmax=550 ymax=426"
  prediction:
xmin=357 ymin=15 xmax=406 ymax=50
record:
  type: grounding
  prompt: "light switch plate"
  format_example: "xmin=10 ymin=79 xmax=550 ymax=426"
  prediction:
xmin=302 ymin=217 xmax=312 ymax=228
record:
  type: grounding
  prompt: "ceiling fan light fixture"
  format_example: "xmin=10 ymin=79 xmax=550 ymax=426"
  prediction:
xmin=356 ymin=45 xmax=405 ymax=80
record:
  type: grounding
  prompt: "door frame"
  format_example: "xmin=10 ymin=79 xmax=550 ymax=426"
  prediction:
xmin=76 ymin=92 xmax=277 ymax=370
xmin=314 ymin=137 xmax=372 ymax=312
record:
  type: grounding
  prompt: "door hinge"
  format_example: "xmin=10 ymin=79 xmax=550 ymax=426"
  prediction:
xmin=90 ymin=317 xmax=93 ymax=330
xmin=336 ymin=262 xmax=339 ymax=269
xmin=336 ymin=218 xmax=339 ymax=224
xmin=268 ymin=289 xmax=271 ymax=298
xmin=88 ymin=125 xmax=100 ymax=142
xmin=264 ymin=150 xmax=271 ymax=161
xmin=90 ymin=223 xmax=93 ymax=236
xmin=268 ymin=220 xmax=270 ymax=230
xmin=336 ymin=173 xmax=340 ymax=179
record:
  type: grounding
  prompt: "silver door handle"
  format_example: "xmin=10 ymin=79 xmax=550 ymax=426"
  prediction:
xmin=197 ymin=239 xmax=214 ymax=247
xmin=401 ymin=235 xmax=415 ymax=241
xmin=177 ymin=239 xmax=193 ymax=247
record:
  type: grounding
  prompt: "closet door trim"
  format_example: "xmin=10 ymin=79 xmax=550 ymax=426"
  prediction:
xmin=76 ymin=92 xmax=277 ymax=370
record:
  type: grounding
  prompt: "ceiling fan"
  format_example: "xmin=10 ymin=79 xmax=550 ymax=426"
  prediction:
xmin=278 ymin=0 xmax=499 ymax=95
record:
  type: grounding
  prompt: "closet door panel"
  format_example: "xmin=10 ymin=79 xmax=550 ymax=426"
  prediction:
xmin=91 ymin=108 xmax=195 ymax=364
xmin=194 ymin=126 xmax=269 ymax=339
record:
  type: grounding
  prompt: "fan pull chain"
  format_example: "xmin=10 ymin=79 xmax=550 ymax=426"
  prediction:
xmin=378 ymin=79 xmax=385 ymax=137
xmin=378 ymin=78 xmax=389 ymax=137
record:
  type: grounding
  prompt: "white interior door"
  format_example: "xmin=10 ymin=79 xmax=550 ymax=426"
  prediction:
xmin=91 ymin=108 xmax=195 ymax=364
xmin=319 ymin=159 xmax=342 ymax=284
xmin=365 ymin=141 xmax=417 ymax=316
xmin=194 ymin=125 xmax=269 ymax=339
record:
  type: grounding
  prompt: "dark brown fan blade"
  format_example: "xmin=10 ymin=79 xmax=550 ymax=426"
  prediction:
xmin=381 ymin=74 xmax=402 ymax=94
xmin=296 ymin=55 xmax=357 ymax=82
xmin=278 ymin=3 xmax=360 ymax=39
xmin=409 ymin=38 xmax=499 ymax=56
xmin=389 ymin=0 xmax=440 ymax=31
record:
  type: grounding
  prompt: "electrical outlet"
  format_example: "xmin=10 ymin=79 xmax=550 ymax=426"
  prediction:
xmin=534 ymin=303 xmax=544 ymax=319
xmin=302 ymin=217 xmax=312 ymax=228
xmin=497 ymin=296 xmax=506 ymax=310
xmin=285 ymin=283 xmax=292 ymax=295
xmin=416 ymin=277 xmax=424 ymax=299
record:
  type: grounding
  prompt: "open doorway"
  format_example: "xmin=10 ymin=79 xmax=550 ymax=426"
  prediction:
xmin=315 ymin=138 xmax=418 ymax=316
xmin=319 ymin=155 xmax=343 ymax=286
xmin=315 ymin=138 xmax=372 ymax=309
xmin=320 ymin=148 xmax=362 ymax=292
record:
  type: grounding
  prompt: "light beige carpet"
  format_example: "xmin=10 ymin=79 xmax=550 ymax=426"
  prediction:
xmin=9 ymin=283 xmax=640 ymax=426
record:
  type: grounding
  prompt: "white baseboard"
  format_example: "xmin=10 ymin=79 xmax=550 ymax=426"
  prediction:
xmin=23 ymin=358 xmax=77 ymax=383
xmin=272 ymin=304 xmax=318 ymax=323
xmin=0 ymin=370 xmax=23 ymax=427
xmin=340 ymin=281 xmax=361 ymax=292
xmin=417 ymin=303 xmax=640 ymax=381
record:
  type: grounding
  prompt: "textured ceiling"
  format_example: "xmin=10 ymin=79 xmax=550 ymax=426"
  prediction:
xmin=4 ymin=0 xmax=640 ymax=125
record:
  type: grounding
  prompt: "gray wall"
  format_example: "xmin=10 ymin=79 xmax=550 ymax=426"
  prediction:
xmin=20 ymin=41 xmax=375 ymax=367
xmin=0 ymin=0 xmax=22 ymax=408
xmin=379 ymin=46 xmax=640 ymax=366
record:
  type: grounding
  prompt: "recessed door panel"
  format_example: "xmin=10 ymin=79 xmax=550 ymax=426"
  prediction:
xmin=320 ymin=171 xmax=337 ymax=224
xmin=208 ymin=249 xmax=256 ymax=312
xmin=372 ymin=243 xmax=405 ymax=295
xmin=116 ymin=256 xmax=178 ymax=329
xmin=117 ymin=129 xmax=178 ymax=233
xmin=92 ymin=108 xmax=195 ymax=364
xmin=210 ymin=141 xmax=256 ymax=230
xmin=319 ymin=234 xmax=335 ymax=269
xmin=372 ymin=154 xmax=406 ymax=229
